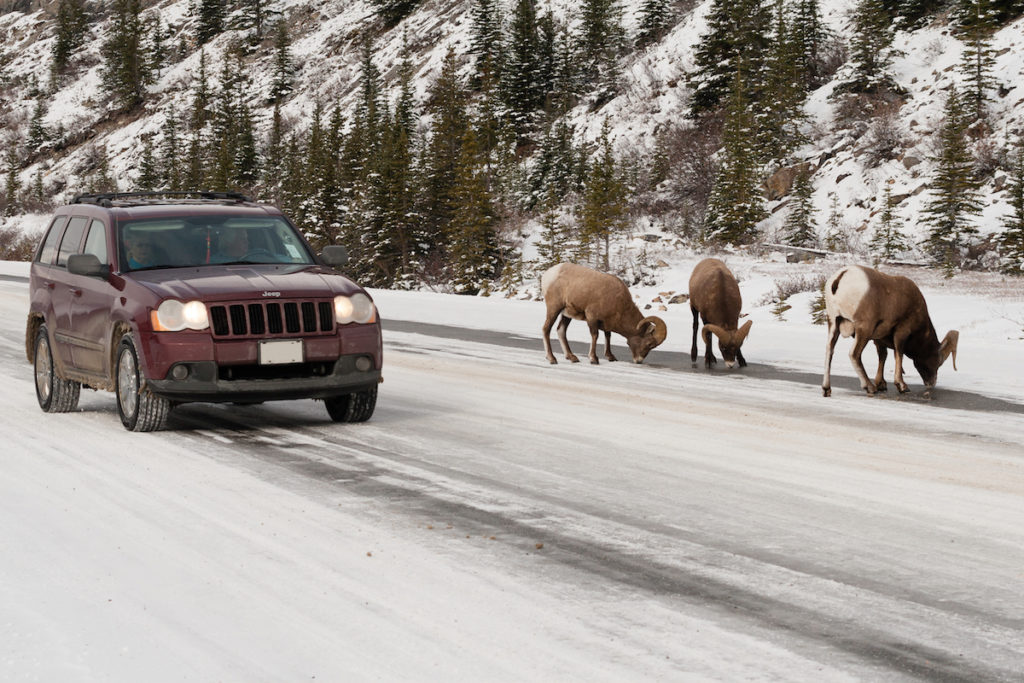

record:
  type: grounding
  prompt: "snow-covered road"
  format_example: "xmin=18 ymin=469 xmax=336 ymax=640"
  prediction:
xmin=2 ymin=273 xmax=1023 ymax=681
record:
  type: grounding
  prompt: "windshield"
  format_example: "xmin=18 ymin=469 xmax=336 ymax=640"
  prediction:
xmin=118 ymin=215 xmax=316 ymax=271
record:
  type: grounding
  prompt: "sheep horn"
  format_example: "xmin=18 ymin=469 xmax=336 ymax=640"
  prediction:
xmin=704 ymin=323 xmax=728 ymax=343
xmin=735 ymin=319 xmax=752 ymax=345
xmin=638 ymin=316 xmax=667 ymax=346
xmin=940 ymin=330 xmax=959 ymax=371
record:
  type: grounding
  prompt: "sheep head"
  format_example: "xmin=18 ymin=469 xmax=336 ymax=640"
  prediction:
xmin=914 ymin=330 xmax=959 ymax=389
xmin=627 ymin=316 xmax=668 ymax=363
xmin=703 ymin=320 xmax=752 ymax=369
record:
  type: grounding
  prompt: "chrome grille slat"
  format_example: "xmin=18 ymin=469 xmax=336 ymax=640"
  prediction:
xmin=207 ymin=299 xmax=335 ymax=339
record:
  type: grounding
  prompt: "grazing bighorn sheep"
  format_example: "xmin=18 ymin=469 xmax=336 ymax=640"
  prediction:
xmin=688 ymin=258 xmax=752 ymax=369
xmin=822 ymin=265 xmax=959 ymax=397
xmin=541 ymin=263 xmax=667 ymax=365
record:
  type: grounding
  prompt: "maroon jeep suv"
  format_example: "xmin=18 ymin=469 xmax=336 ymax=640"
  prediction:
xmin=27 ymin=192 xmax=382 ymax=431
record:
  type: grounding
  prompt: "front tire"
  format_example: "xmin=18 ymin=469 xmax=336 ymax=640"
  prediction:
xmin=325 ymin=385 xmax=377 ymax=423
xmin=116 ymin=335 xmax=171 ymax=432
xmin=34 ymin=324 xmax=80 ymax=413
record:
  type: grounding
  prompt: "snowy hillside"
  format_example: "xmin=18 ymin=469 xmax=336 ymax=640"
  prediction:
xmin=3 ymin=0 xmax=1024 ymax=282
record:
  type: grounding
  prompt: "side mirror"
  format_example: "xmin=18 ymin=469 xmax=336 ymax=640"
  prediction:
xmin=321 ymin=245 xmax=349 ymax=267
xmin=67 ymin=253 xmax=108 ymax=278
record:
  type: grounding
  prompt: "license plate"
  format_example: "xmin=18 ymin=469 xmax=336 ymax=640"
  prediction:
xmin=259 ymin=340 xmax=303 ymax=365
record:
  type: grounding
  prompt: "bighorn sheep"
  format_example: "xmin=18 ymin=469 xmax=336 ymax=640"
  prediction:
xmin=541 ymin=263 xmax=667 ymax=365
xmin=688 ymin=258 xmax=752 ymax=369
xmin=822 ymin=265 xmax=959 ymax=397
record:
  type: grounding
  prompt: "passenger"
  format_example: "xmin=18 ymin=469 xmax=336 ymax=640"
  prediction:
xmin=126 ymin=236 xmax=158 ymax=269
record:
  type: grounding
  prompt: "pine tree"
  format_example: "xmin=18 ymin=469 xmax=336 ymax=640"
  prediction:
xmin=790 ymin=0 xmax=829 ymax=89
xmin=578 ymin=0 xmax=626 ymax=98
xmin=783 ymin=165 xmax=817 ymax=246
xmin=135 ymin=134 xmax=160 ymax=190
xmin=956 ymin=0 xmax=997 ymax=123
xmin=470 ymin=0 xmax=504 ymax=85
xmin=196 ymin=0 xmax=225 ymax=45
xmin=448 ymin=125 xmax=500 ymax=294
xmin=998 ymin=138 xmax=1024 ymax=275
xmin=87 ymin=145 xmax=117 ymax=193
xmin=51 ymin=0 xmax=89 ymax=77
xmin=233 ymin=102 xmax=260 ymax=188
xmin=705 ymin=73 xmax=765 ymax=245
xmin=145 ymin=12 xmax=170 ymax=83
xmin=760 ymin=1 xmax=809 ymax=164
xmin=869 ymin=185 xmax=910 ymax=263
xmin=3 ymin=148 xmax=19 ymax=217
xmin=689 ymin=0 xmax=772 ymax=116
xmin=841 ymin=0 xmax=897 ymax=95
xmin=534 ymin=186 xmax=568 ymax=274
xmin=270 ymin=21 xmax=294 ymax=102
xmin=100 ymin=0 xmax=146 ymax=111
xmin=579 ymin=121 xmax=629 ymax=270
xmin=159 ymin=113 xmax=182 ymax=190
xmin=370 ymin=0 xmax=420 ymax=26
xmin=922 ymin=86 xmax=982 ymax=274
xmin=636 ymin=0 xmax=672 ymax=48
xmin=240 ymin=0 xmax=274 ymax=42
xmin=503 ymin=0 xmax=544 ymax=140
xmin=27 ymin=96 xmax=49 ymax=154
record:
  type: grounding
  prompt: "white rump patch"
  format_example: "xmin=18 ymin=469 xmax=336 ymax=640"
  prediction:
xmin=540 ymin=263 xmax=566 ymax=299
xmin=827 ymin=266 xmax=871 ymax=335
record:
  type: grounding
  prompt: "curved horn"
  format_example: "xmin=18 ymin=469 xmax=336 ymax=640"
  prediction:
xmin=638 ymin=316 xmax=668 ymax=346
xmin=735 ymin=319 xmax=753 ymax=345
xmin=940 ymin=330 xmax=959 ymax=371
xmin=703 ymin=323 xmax=729 ymax=343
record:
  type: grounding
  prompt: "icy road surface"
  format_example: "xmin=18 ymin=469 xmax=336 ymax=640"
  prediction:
xmin=2 ymin=274 xmax=1023 ymax=681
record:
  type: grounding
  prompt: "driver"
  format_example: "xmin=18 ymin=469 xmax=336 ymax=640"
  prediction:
xmin=126 ymin=236 xmax=158 ymax=269
xmin=212 ymin=229 xmax=249 ymax=262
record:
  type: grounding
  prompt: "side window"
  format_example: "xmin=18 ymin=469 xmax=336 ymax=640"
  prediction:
xmin=36 ymin=215 xmax=68 ymax=265
xmin=83 ymin=219 xmax=109 ymax=263
xmin=56 ymin=216 xmax=89 ymax=267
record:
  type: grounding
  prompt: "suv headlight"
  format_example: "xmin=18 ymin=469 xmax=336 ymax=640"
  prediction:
xmin=152 ymin=300 xmax=210 ymax=331
xmin=334 ymin=293 xmax=376 ymax=325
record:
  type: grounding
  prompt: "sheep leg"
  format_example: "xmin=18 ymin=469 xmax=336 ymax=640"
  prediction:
xmin=603 ymin=329 xmax=617 ymax=362
xmin=850 ymin=331 xmax=876 ymax=395
xmin=736 ymin=348 xmax=747 ymax=368
xmin=556 ymin=315 xmax=579 ymax=363
xmin=702 ymin=326 xmax=717 ymax=368
xmin=586 ymin=319 xmax=601 ymax=364
xmin=872 ymin=341 xmax=888 ymax=392
xmin=823 ymin=317 xmax=841 ymax=397
xmin=542 ymin=308 xmax=561 ymax=364
xmin=690 ymin=306 xmax=700 ymax=367
xmin=892 ymin=337 xmax=910 ymax=393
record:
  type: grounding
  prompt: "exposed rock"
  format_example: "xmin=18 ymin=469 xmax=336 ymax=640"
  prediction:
xmin=668 ymin=294 xmax=689 ymax=305
xmin=902 ymin=156 xmax=922 ymax=169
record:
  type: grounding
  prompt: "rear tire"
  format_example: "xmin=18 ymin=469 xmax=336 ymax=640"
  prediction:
xmin=116 ymin=334 xmax=171 ymax=432
xmin=34 ymin=324 xmax=80 ymax=413
xmin=325 ymin=385 xmax=377 ymax=423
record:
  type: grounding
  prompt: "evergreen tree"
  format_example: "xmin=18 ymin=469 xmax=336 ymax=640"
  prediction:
xmin=956 ymin=0 xmax=997 ymax=123
xmin=262 ymin=101 xmax=286 ymax=201
xmin=783 ymin=165 xmax=817 ymax=246
xmin=145 ymin=12 xmax=170 ymax=83
xmin=823 ymin=192 xmax=847 ymax=250
xmin=530 ymin=119 xmax=582 ymax=206
xmin=578 ymin=0 xmax=627 ymax=98
xmin=448 ymin=125 xmax=500 ymax=294
xmin=579 ymin=121 xmax=629 ymax=270
xmin=196 ymin=0 xmax=225 ymax=45
xmin=503 ymin=0 xmax=544 ymax=140
xmin=233 ymin=102 xmax=260 ymax=188
xmin=998 ymin=138 xmax=1024 ymax=275
xmin=841 ymin=0 xmax=898 ymax=94
xmin=278 ymin=134 xmax=307 ymax=230
xmin=790 ymin=0 xmax=829 ymax=89
xmin=240 ymin=0 xmax=274 ymax=42
xmin=760 ymin=1 xmax=808 ymax=164
xmin=190 ymin=50 xmax=211 ymax=133
xmin=27 ymin=96 xmax=49 ymax=154
xmin=705 ymin=73 xmax=765 ymax=245
xmin=636 ymin=0 xmax=672 ymax=48
xmin=534 ymin=187 xmax=568 ymax=274
xmin=922 ymin=87 xmax=982 ymax=274
xmin=304 ymin=102 xmax=344 ymax=249
xmin=689 ymin=0 xmax=772 ymax=116
xmin=100 ymin=0 xmax=146 ymax=111
xmin=869 ymin=185 xmax=910 ymax=264
xmin=135 ymin=134 xmax=160 ymax=190
xmin=51 ymin=0 xmax=89 ymax=77
xmin=271 ymin=21 xmax=294 ymax=102
xmin=470 ymin=0 xmax=504 ymax=85
xmin=3 ymin=148 xmax=19 ymax=217
xmin=87 ymin=145 xmax=117 ymax=193
xmin=159 ymin=113 xmax=182 ymax=190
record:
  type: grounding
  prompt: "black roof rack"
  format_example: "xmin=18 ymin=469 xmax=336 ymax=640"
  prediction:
xmin=72 ymin=191 xmax=254 ymax=207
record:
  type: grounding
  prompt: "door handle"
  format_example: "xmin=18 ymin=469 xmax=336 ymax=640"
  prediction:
xmin=71 ymin=288 xmax=82 ymax=297
xmin=44 ymin=281 xmax=55 ymax=289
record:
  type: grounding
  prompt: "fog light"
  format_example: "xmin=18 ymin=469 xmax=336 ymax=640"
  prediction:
xmin=355 ymin=356 xmax=372 ymax=372
xmin=171 ymin=364 xmax=190 ymax=380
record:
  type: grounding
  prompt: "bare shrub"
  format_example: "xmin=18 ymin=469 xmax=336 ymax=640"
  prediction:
xmin=0 ymin=225 xmax=38 ymax=261
xmin=863 ymin=103 xmax=905 ymax=167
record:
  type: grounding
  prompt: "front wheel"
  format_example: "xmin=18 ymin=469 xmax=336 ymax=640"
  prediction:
xmin=115 ymin=334 xmax=171 ymax=432
xmin=324 ymin=385 xmax=377 ymax=423
xmin=34 ymin=324 xmax=80 ymax=413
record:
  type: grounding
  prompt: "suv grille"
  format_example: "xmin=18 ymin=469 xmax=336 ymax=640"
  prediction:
xmin=209 ymin=300 xmax=335 ymax=338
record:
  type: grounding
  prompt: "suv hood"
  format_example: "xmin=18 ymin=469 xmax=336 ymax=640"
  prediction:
xmin=131 ymin=265 xmax=366 ymax=301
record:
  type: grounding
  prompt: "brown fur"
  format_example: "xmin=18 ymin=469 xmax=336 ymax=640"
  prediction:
xmin=541 ymin=263 xmax=667 ymax=365
xmin=688 ymin=258 xmax=752 ymax=369
xmin=822 ymin=265 xmax=959 ymax=397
